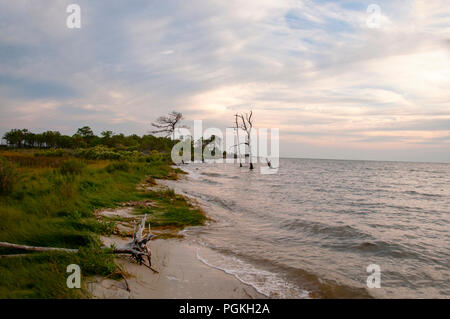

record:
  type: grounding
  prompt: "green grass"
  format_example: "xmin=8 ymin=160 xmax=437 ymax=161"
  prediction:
xmin=136 ymin=189 xmax=206 ymax=228
xmin=0 ymin=247 xmax=116 ymax=298
xmin=0 ymin=150 xmax=205 ymax=298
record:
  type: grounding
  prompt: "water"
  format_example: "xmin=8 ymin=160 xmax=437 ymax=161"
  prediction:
xmin=163 ymin=158 xmax=450 ymax=298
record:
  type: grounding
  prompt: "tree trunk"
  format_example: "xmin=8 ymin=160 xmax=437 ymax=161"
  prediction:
xmin=0 ymin=242 xmax=78 ymax=253
xmin=248 ymin=131 xmax=254 ymax=170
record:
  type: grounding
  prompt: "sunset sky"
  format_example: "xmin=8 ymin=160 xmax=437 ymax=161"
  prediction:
xmin=0 ymin=0 xmax=449 ymax=162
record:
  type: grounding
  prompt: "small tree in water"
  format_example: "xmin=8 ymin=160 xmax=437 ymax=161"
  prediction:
xmin=236 ymin=110 xmax=254 ymax=170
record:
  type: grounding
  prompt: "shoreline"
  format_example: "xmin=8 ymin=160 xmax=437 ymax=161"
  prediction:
xmin=89 ymin=236 xmax=265 ymax=299
xmin=89 ymin=174 xmax=266 ymax=299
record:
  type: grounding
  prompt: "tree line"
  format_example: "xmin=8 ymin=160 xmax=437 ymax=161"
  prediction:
xmin=1 ymin=126 xmax=175 ymax=153
xmin=2 ymin=109 xmax=259 ymax=168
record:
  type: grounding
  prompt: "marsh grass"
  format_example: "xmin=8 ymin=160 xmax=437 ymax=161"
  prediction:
xmin=0 ymin=150 xmax=205 ymax=298
xmin=59 ymin=159 xmax=86 ymax=175
xmin=0 ymin=246 xmax=116 ymax=298
xmin=0 ymin=157 xmax=16 ymax=195
xmin=136 ymin=189 xmax=206 ymax=228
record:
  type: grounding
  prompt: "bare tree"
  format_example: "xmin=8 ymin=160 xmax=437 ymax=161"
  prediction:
xmin=151 ymin=111 xmax=187 ymax=140
xmin=237 ymin=110 xmax=254 ymax=170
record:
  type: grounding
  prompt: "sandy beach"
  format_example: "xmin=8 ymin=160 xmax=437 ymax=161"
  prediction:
xmin=89 ymin=236 xmax=265 ymax=299
xmin=87 ymin=176 xmax=266 ymax=299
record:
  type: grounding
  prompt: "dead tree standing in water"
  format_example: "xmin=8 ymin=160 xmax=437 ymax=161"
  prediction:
xmin=237 ymin=110 xmax=254 ymax=170
xmin=234 ymin=114 xmax=243 ymax=167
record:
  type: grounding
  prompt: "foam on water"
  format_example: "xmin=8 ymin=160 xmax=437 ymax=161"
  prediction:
xmin=195 ymin=247 xmax=310 ymax=299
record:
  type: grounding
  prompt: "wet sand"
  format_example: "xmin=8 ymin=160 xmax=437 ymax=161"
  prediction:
xmin=88 ymin=236 xmax=265 ymax=299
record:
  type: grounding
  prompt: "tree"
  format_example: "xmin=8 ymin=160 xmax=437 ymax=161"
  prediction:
xmin=101 ymin=130 xmax=113 ymax=139
xmin=58 ymin=135 xmax=75 ymax=149
xmin=101 ymin=131 xmax=114 ymax=147
xmin=42 ymin=131 xmax=61 ymax=148
xmin=3 ymin=129 xmax=25 ymax=148
xmin=23 ymin=130 xmax=36 ymax=148
xmin=76 ymin=126 xmax=94 ymax=138
xmin=237 ymin=110 xmax=254 ymax=170
xmin=151 ymin=111 xmax=188 ymax=140
xmin=76 ymin=126 xmax=95 ymax=146
xmin=233 ymin=114 xmax=243 ymax=167
xmin=71 ymin=134 xmax=87 ymax=148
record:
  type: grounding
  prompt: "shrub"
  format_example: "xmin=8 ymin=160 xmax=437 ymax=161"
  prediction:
xmin=59 ymin=159 xmax=85 ymax=175
xmin=105 ymin=161 xmax=131 ymax=173
xmin=76 ymin=146 xmax=122 ymax=160
xmin=0 ymin=158 xmax=16 ymax=195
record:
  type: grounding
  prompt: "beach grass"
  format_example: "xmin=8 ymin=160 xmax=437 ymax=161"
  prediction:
xmin=0 ymin=149 xmax=205 ymax=298
xmin=137 ymin=189 xmax=206 ymax=228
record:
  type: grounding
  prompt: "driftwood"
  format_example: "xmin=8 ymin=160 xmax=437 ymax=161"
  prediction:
xmin=113 ymin=215 xmax=158 ymax=273
xmin=0 ymin=242 xmax=78 ymax=253
xmin=0 ymin=215 xmax=158 ymax=273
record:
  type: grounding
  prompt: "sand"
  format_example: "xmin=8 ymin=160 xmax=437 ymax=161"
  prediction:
xmin=88 ymin=236 xmax=265 ymax=299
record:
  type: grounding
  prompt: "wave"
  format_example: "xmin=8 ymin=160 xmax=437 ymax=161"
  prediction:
xmin=184 ymin=190 xmax=238 ymax=211
xmin=201 ymin=172 xmax=224 ymax=178
xmin=322 ymin=240 xmax=423 ymax=260
xmin=195 ymin=248 xmax=310 ymax=299
xmin=195 ymin=245 xmax=372 ymax=299
xmin=200 ymin=178 xmax=220 ymax=185
xmin=279 ymin=218 xmax=373 ymax=240
xmin=403 ymin=190 xmax=442 ymax=197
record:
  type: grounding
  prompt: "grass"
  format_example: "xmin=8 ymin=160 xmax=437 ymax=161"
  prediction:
xmin=136 ymin=189 xmax=206 ymax=228
xmin=0 ymin=149 xmax=206 ymax=298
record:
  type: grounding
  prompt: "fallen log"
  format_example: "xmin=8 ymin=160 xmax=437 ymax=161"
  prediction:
xmin=0 ymin=215 xmax=158 ymax=273
xmin=0 ymin=242 xmax=78 ymax=253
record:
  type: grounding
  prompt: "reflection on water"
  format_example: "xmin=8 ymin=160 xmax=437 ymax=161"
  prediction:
xmin=164 ymin=158 xmax=450 ymax=298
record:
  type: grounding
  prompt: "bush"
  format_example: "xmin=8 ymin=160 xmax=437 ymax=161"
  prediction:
xmin=105 ymin=161 xmax=131 ymax=173
xmin=75 ymin=146 xmax=143 ymax=161
xmin=0 ymin=158 xmax=16 ymax=195
xmin=76 ymin=146 xmax=122 ymax=160
xmin=59 ymin=159 xmax=85 ymax=175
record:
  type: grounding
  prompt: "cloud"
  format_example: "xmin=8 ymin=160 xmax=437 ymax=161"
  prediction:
xmin=0 ymin=0 xmax=449 ymax=162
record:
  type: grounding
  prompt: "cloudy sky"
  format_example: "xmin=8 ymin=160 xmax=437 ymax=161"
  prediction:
xmin=0 ymin=0 xmax=449 ymax=162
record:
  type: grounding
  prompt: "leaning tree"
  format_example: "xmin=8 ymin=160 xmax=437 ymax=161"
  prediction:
xmin=151 ymin=111 xmax=188 ymax=140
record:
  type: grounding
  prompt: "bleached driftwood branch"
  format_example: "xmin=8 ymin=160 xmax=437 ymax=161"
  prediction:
xmin=0 ymin=215 xmax=158 ymax=273
xmin=112 ymin=215 xmax=158 ymax=273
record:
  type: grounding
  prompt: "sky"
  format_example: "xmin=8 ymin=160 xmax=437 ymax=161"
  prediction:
xmin=0 ymin=0 xmax=449 ymax=163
